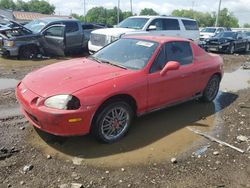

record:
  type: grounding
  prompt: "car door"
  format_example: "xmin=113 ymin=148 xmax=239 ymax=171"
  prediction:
xmin=147 ymin=41 xmax=197 ymax=110
xmin=39 ymin=24 xmax=65 ymax=56
xmin=235 ymin=32 xmax=245 ymax=50
xmin=64 ymin=21 xmax=83 ymax=49
xmin=147 ymin=18 xmax=181 ymax=38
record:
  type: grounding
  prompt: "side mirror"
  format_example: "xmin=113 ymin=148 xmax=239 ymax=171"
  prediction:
xmin=238 ymin=37 xmax=243 ymax=40
xmin=160 ymin=61 xmax=180 ymax=76
xmin=147 ymin=25 xmax=156 ymax=31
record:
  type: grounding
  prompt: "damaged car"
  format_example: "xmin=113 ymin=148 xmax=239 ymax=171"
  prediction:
xmin=0 ymin=16 xmax=104 ymax=59
xmin=202 ymin=31 xmax=250 ymax=54
xmin=16 ymin=35 xmax=223 ymax=143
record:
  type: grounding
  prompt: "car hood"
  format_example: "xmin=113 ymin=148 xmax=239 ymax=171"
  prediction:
xmin=207 ymin=37 xmax=234 ymax=43
xmin=22 ymin=58 xmax=132 ymax=98
xmin=200 ymin=32 xmax=214 ymax=38
xmin=92 ymin=27 xmax=136 ymax=37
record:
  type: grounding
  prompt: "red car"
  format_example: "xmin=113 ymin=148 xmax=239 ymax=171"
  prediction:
xmin=16 ymin=36 xmax=223 ymax=143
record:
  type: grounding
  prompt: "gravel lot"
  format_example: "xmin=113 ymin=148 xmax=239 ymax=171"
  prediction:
xmin=0 ymin=54 xmax=250 ymax=188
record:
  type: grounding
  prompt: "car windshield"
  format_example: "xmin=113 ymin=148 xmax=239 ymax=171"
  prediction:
xmin=24 ymin=19 xmax=49 ymax=33
xmin=118 ymin=18 xmax=149 ymax=29
xmin=201 ymin=28 xmax=216 ymax=33
xmin=214 ymin=32 xmax=237 ymax=38
xmin=91 ymin=38 xmax=159 ymax=70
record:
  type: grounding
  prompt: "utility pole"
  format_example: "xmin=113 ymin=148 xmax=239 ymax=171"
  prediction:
xmin=130 ymin=0 xmax=133 ymax=15
xmin=215 ymin=0 xmax=222 ymax=27
xmin=117 ymin=0 xmax=120 ymax=24
xmin=84 ymin=0 xmax=86 ymax=22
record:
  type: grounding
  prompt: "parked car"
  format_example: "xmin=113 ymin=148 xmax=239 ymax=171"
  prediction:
xmin=0 ymin=17 xmax=104 ymax=59
xmin=200 ymin=27 xmax=231 ymax=41
xmin=202 ymin=31 xmax=250 ymax=54
xmin=16 ymin=35 xmax=223 ymax=143
xmin=244 ymin=31 xmax=250 ymax=39
xmin=88 ymin=16 xmax=200 ymax=53
xmin=81 ymin=23 xmax=106 ymax=49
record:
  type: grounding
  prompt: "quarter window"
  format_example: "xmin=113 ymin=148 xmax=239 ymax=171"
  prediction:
xmin=65 ymin=22 xmax=79 ymax=33
xmin=182 ymin=20 xmax=198 ymax=30
xmin=165 ymin=41 xmax=193 ymax=65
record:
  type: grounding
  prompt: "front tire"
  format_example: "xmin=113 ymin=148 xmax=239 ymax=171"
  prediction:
xmin=92 ymin=101 xmax=134 ymax=143
xmin=200 ymin=75 xmax=220 ymax=102
xmin=228 ymin=44 xmax=235 ymax=54
xmin=19 ymin=45 xmax=39 ymax=60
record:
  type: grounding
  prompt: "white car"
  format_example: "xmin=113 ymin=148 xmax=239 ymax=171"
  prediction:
xmin=200 ymin=27 xmax=227 ymax=41
xmin=88 ymin=16 xmax=200 ymax=53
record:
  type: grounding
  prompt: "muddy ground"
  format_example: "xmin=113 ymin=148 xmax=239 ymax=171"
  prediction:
xmin=0 ymin=54 xmax=250 ymax=188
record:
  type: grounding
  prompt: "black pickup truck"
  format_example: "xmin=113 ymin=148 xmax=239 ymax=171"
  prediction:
xmin=0 ymin=16 xmax=104 ymax=59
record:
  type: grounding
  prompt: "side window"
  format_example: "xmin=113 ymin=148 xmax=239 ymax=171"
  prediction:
xmin=182 ymin=20 xmax=198 ymax=30
xmin=164 ymin=19 xmax=180 ymax=30
xmin=82 ymin=24 xmax=94 ymax=30
xmin=148 ymin=19 xmax=164 ymax=30
xmin=44 ymin=26 xmax=64 ymax=37
xmin=150 ymin=46 xmax=167 ymax=73
xmin=65 ymin=22 xmax=79 ymax=33
xmin=165 ymin=41 xmax=193 ymax=66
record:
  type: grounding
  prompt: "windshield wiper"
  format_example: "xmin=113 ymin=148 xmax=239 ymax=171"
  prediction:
xmin=101 ymin=60 xmax=127 ymax=70
xmin=88 ymin=56 xmax=103 ymax=64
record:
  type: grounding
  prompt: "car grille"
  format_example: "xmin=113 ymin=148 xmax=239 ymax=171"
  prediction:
xmin=90 ymin=33 xmax=107 ymax=46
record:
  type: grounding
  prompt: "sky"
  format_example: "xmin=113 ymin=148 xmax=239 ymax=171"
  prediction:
xmin=47 ymin=0 xmax=250 ymax=25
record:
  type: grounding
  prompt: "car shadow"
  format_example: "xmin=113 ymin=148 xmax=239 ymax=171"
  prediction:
xmin=35 ymin=91 xmax=238 ymax=158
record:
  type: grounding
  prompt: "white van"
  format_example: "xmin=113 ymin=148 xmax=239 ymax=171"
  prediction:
xmin=88 ymin=16 xmax=200 ymax=53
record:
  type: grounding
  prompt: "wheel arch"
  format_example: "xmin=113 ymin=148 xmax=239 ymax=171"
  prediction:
xmin=90 ymin=94 xmax=138 ymax=130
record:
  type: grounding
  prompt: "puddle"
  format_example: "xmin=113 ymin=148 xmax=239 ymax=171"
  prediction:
xmin=0 ymin=105 xmax=22 ymax=119
xmin=221 ymin=68 xmax=250 ymax=92
xmin=28 ymin=91 xmax=237 ymax=167
xmin=0 ymin=78 xmax=19 ymax=90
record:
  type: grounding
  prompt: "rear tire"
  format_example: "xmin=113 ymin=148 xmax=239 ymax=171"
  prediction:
xmin=91 ymin=101 xmax=134 ymax=143
xmin=200 ymin=75 xmax=220 ymax=102
xmin=19 ymin=45 xmax=39 ymax=60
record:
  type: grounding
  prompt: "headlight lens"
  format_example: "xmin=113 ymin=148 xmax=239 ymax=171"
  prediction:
xmin=4 ymin=40 xmax=15 ymax=47
xmin=44 ymin=95 xmax=80 ymax=110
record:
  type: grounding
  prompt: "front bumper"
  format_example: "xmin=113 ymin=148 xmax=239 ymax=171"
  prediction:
xmin=16 ymin=82 xmax=95 ymax=136
xmin=0 ymin=46 xmax=19 ymax=56
xmin=202 ymin=44 xmax=230 ymax=52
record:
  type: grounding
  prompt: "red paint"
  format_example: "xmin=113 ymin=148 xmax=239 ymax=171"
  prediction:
xmin=16 ymin=36 xmax=223 ymax=136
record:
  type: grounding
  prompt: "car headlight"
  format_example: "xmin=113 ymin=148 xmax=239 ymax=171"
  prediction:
xmin=4 ymin=40 xmax=15 ymax=47
xmin=44 ymin=95 xmax=80 ymax=110
xmin=110 ymin=36 xmax=120 ymax=42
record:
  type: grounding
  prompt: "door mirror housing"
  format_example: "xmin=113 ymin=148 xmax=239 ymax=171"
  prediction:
xmin=160 ymin=61 xmax=180 ymax=76
xmin=147 ymin=25 xmax=156 ymax=31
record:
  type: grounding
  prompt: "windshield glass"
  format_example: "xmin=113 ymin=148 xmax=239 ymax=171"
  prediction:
xmin=214 ymin=32 xmax=237 ymax=38
xmin=201 ymin=28 xmax=216 ymax=33
xmin=245 ymin=32 xmax=250 ymax=36
xmin=118 ymin=18 xmax=149 ymax=29
xmin=92 ymin=38 xmax=159 ymax=70
xmin=24 ymin=19 xmax=49 ymax=33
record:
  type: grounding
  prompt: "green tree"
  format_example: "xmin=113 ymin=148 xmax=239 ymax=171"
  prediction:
xmin=243 ymin=23 xmax=250 ymax=28
xmin=71 ymin=13 xmax=85 ymax=22
xmin=0 ymin=0 xmax=16 ymax=10
xmin=216 ymin=8 xmax=239 ymax=28
xmin=26 ymin=0 xmax=55 ymax=14
xmin=16 ymin=0 xmax=29 ymax=11
xmin=140 ymin=8 xmax=158 ymax=16
xmin=122 ymin=11 xmax=133 ymax=19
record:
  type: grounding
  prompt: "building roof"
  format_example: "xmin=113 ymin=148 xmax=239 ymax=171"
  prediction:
xmin=13 ymin=11 xmax=72 ymax=21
